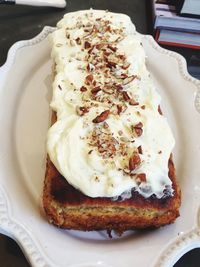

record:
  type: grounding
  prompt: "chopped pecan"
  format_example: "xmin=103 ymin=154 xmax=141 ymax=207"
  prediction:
xmin=122 ymin=91 xmax=130 ymax=101
xmin=119 ymin=54 xmax=126 ymax=60
xmin=158 ymin=105 xmax=162 ymax=115
xmin=137 ymin=145 xmax=143 ymax=154
xmin=129 ymin=153 xmax=141 ymax=171
xmin=122 ymin=62 xmax=130 ymax=70
xmin=85 ymin=74 xmax=94 ymax=85
xmin=84 ymin=28 xmax=90 ymax=33
xmin=103 ymin=122 xmax=109 ymax=129
xmin=87 ymin=63 xmax=95 ymax=72
xmin=88 ymin=47 xmax=94 ymax=54
xmin=95 ymin=44 xmax=103 ymax=50
xmin=115 ymin=84 xmax=123 ymax=91
xmin=84 ymin=41 xmax=91 ymax=49
xmin=88 ymin=150 xmax=93 ymax=154
xmin=92 ymin=80 xmax=97 ymax=87
xmin=105 ymin=25 xmax=111 ymax=32
xmin=132 ymin=122 xmax=143 ymax=137
xmin=75 ymin=37 xmax=81 ymax=45
xmin=137 ymin=173 xmax=146 ymax=183
xmin=120 ymin=73 xmax=128 ymax=79
xmin=106 ymin=61 xmax=117 ymax=68
xmin=80 ymin=86 xmax=87 ymax=92
xmin=129 ymin=99 xmax=139 ymax=106
xmin=104 ymin=51 xmax=111 ymax=57
xmin=91 ymin=86 xmax=101 ymax=94
xmin=92 ymin=110 xmax=110 ymax=123
xmin=117 ymin=105 xmax=122 ymax=115
xmin=122 ymin=75 xmax=137 ymax=85
xmin=141 ymin=105 xmax=146 ymax=110
xmin=76 ymin=106 xmax=89 ymax=116
xmin=108 ymin=44 xmax=117 ymax=52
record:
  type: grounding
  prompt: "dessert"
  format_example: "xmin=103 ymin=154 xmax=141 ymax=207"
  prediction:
xmin=43 ymin=10 xmax=181 ymax=232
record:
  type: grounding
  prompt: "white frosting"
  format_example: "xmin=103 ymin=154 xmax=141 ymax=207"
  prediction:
xmin=47 ymin=10 xmax=175 ymax=199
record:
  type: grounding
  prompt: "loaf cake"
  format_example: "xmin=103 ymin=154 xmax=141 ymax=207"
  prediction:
xmin=43 ymin=10 xmax=181 ymax=232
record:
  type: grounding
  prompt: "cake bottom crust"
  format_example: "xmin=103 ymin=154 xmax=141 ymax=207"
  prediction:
xmin=43 ymin=155 xmax=181 ymax=232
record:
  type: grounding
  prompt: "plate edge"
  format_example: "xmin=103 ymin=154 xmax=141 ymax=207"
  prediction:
xmin=141 ymin=34 xmax=200 ymax=267
xmin=141 ymin=34 xmax=200 ymax=114
xmin=0 ymin=26 xmax=56 ymax=267
xmin=0 ymin=26 xmax=55 ymax=83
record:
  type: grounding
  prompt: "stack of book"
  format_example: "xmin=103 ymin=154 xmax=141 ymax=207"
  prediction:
xmin=153 ymin=0 xmax=200 ymax=49
xmin=152 ymin=0 xmax=200 ymax=80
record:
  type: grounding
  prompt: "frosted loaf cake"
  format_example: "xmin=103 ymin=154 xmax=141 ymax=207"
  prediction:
xmin=43 ymin=10 xmax=181 ymax=231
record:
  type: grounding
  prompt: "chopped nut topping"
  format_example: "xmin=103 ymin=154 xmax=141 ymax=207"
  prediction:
xmin=132 ymin=122 xmax=143 ymax=137
xmin=76 ymin=106 xmax=89 ymax=116
xmin=85 ymin=74 xmax=94 ymax=84
xmin=129 ymin=153 xmax=141 ymax=171
xmin=92 ymin=110 xmax=110 ymax=123
xmin=89 ymin=127 xmax=116 ymax=158
xmin=95 ymin=176 xmax=100 ymax=182
xmin=107 ymin=44 xmax=117 ymax=52
xmin=106 ymin=61 xmax=117 ymax=69
xmin=87 ymin=63 xmax=95 ymax=72
xmin=137 ymin=173 xmax=146 ymax=183
xmin=75 ymin=37 xmax=81 ymax=45
xmin=122 ymin=91 xmax=130 ymax=101
xmin=84 ymin=41 xmax=91 ymax=49
xmin=80 ymin=86 xmax=87 ymax=92
xmin=129 ymin=99 xmax=139 ymax=106
xmin=117 ymin=105 xmax=122 ymax=115
xmin=103 ymin=122 xmax=109 ymax=129
xmin=137 ymin=145 xmax=143 ymax=154
xmin=91 ymin=86 xmax=101 ymax=94
xmin=158 ymin=105 xmax=162 ymax=115
xmin=122 ymin=75 xmax=137 ymax=85
xmin=115 ymin=84 xmax=123 ymax=91
xmin=122 ymin=62 xmax=130 ymax=70
xmin=67 ymin=17 xmax=145 ymax=165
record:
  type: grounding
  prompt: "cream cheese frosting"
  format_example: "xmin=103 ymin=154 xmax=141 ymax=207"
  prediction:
xmin=47 ymin=10 xmax=175 ymax=199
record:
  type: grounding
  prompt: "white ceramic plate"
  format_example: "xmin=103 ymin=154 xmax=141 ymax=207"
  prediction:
xmin=0 ymin=26 xmax=200 ymax=267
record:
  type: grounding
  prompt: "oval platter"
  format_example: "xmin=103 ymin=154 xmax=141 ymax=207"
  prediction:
xmin=0 ymin=26 xmax=200 ymax=267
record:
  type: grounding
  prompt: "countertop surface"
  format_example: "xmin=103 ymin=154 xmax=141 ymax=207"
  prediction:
xmin=0 ymin=0 xmax=200 ymax=266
